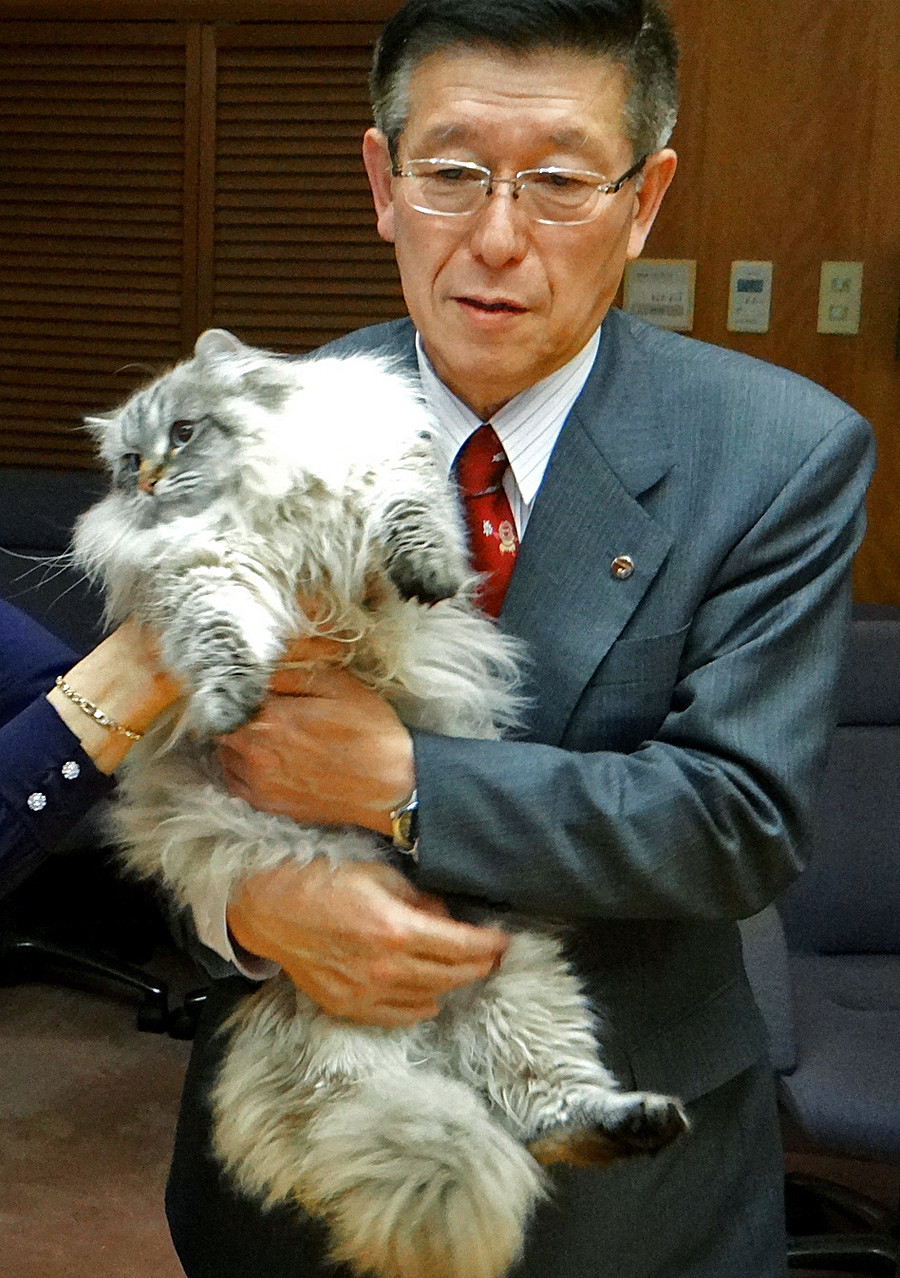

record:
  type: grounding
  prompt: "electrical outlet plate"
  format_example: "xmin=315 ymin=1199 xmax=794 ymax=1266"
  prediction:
xmin=623 ymin=259 xmax=696 ymax=331
xmin=727 ymin=261 xmax=773 ymax=333
xmin=818 ymin=262 xmax=863 ymax=335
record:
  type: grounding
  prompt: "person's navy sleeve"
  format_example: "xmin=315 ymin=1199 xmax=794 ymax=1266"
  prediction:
xmin=0 ymin=600 xmax=114 ymax=896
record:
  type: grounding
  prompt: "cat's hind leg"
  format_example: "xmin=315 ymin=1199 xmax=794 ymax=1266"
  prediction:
xmin=442 ymin=930 xmax=689 ymax=1168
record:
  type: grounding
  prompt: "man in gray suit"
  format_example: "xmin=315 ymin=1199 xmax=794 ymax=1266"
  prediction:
xmin=166 ymin=2 xmax=874 ymax=1274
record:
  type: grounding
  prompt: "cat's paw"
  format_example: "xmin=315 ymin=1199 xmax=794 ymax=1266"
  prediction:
xmin=593 ymin=1091 xmax=689 ymax=1156
xmin=380 ymin=498 xmax=469 ymax=604
xmin=526 ymin=1093 xmax=688 ymax=1168
xmin=188 ymin=669 xmax=269 ymax=737
xmin=388 ymin=553 xmax=467 ymax=605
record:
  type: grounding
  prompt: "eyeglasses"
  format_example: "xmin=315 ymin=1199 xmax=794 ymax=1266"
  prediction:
xmin=390 ymin=155 xmax=647 ymax=225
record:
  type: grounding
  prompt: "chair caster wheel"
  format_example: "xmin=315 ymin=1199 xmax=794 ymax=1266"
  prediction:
xmin=137 ymin=1000 xmax=168 ymax=1033
xmin=167 ymin=988 xmax=209 ymax=1040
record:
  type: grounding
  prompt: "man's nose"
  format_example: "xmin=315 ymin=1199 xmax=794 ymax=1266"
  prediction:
xmin=467 ymin=185 xmax=530 ymax=268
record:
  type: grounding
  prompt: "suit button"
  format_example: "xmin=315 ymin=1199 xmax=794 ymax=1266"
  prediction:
xmin=27 ymin=792 xmax=47 ymax=812
xmin=62 ymin=761 xmax=81 ymax=780
xmin=610 ymin=555 xmax=635 ymax=580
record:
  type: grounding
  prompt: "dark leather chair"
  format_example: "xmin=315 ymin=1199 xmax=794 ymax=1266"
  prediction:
xmin=742 ymin=605 xmax=900 ymax=1275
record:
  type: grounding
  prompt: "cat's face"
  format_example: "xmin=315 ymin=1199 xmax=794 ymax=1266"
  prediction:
xmin=88 ymin=331 xmax=269 ymax=522
xmin=88 ymin=329 xmax=305 ymax=523
xmin=97 ymin=370 xmax=235 ymax=521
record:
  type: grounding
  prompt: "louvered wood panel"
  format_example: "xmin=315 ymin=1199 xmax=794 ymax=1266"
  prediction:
xmin=208 ymin=26 xmax=405 ymax=353
xmin=0 ymin=27 xmax=191 ymax=468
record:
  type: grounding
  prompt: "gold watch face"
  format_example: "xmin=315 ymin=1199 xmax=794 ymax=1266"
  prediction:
xmin=395 ymin=810 xmax=415 ymax=849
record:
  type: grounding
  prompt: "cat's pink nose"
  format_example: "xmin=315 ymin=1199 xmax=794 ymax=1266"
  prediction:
xmin=138 ymin=460 xmax=161 ymax=493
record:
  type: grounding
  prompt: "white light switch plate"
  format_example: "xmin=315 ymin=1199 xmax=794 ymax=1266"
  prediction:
xmin=623 ymin=259 xmax=696 ymax=331
xmin=727 ymin=261 xmax=773 ymax=333
xmin=818 ymin=262 xmax=863 ymax=335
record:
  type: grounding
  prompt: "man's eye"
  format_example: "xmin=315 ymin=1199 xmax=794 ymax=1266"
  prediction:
xmin=535 ymin=171 xmax=582 ymax=190
xmin=170 ymin=420 xmax=194 ymax=445
xmin=432 ymin=166 xmax=481 ymax=184
xmin=121 ymin=452 xmax=141 ymax=472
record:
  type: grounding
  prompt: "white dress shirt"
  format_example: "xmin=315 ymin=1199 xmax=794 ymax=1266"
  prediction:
xmin=201 ymin=326 xmax=603 ymax=973
xmin=416 ymin=327 xmax=601 ymax=535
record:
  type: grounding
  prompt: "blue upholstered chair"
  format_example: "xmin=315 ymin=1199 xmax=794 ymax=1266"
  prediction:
xmin=0 ymin=467 xmax=107 ymax=652
xmin=742 ymin=605 xmax=900 ymax=1275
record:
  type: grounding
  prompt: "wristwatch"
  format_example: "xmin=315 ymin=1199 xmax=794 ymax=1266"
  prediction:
xmin=389 ymin=788 xmax=419 ymax=858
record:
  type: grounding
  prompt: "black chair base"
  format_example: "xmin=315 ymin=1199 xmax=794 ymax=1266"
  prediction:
xmin=787 ymin=1172 xmax=899 ymax=1275
xmin=787 ymin=1233 xmax=898 ymax=1275
xmin=167 ymin=987 xmax=209 ymax=1040
xmin=0 ymin=934 xmax=169 ymax=1032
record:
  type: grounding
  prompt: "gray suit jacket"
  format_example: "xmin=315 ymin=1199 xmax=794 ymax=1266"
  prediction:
xmin=323 ymin=307 xmax=874 ymax=1105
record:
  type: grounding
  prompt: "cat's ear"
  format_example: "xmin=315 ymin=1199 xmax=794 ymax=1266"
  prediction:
xmin=194 ymin=328 xmax=246 ymax=363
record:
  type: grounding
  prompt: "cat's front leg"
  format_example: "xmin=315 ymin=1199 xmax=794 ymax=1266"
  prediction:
xmin=148 ymin=563 xmax=286 ymax=737
xmin=376 ymin=436 xmax=471 ymax=605
xmin=441 ymin=930 xmax=689 ymax=1167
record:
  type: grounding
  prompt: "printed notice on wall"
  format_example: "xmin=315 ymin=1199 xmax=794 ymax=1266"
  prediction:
xmin=623 ymin=259 xmax=696 ymax=331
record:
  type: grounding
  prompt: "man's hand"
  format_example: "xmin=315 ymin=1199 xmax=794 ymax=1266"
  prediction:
xmin=227 ymin=858 xmax=508 ymax=1027
xmin=219 ymin=632 xmax=506 ymax=1027
xmin=216 ymin=636 xmax=414 ymax=836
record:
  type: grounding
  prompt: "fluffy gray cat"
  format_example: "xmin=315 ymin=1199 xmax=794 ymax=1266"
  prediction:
xmin=73 ymin=329 xmax=688 ymax=1278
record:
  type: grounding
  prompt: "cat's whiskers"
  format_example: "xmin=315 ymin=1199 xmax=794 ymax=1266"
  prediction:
xmin=0 ymin=547 xmax=82 ymax=589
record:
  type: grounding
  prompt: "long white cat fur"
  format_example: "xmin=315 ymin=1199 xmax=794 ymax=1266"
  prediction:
xmin=73 ymin=329 xmax=687 ymax=1278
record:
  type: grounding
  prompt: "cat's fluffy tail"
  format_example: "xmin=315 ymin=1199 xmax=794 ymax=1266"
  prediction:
xmin=213 ymin=987 xmax=544 ymax=1278
xmin=299 ymin=1072 xmax=545 ymax=1278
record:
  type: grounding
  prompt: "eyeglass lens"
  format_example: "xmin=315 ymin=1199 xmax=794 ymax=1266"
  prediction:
xmin=400 ymin=162 xmax=608 ymax=223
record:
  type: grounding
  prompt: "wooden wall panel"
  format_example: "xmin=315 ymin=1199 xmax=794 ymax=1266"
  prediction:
xmin=0 ymin=23 xmax=191 ymax=468
xmin=0 ymin=2 xmax=398 ymax=18
xmin=206 ymin=23 xmax=404 ymax=352
xmin=651 ymin=0 xmax=900 ymax=603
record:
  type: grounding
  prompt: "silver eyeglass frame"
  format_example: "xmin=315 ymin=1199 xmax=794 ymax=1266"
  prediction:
xmin=389 ymin=154 xmax=648 ymax=225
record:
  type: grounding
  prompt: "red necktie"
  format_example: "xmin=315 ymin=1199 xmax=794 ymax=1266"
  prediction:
xmin=455 ymin=424 xmax=520 ymax=617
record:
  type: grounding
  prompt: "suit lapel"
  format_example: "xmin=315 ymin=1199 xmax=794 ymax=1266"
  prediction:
xmin=500 ymin=311 xmax=675 ymax=744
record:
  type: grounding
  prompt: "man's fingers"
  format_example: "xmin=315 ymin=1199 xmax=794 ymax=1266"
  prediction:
xmin=410 ymin=890 xmax=452 ymax=919
xmin=228 ymin=859 xmax=505 ymax=1029
xmin=398 ymin=904 xmax=508 ymax=967
xmin=331 ymin=1001 xmax=442 ymax=1029
xmin=365 ymin=950 xmax=501 ymax=995
xmin=280 ymin=961 xmax=443 ymax=1026
xmin=270 ymin=647 xmax=349 ymax=695
xmin=281 ymin=630 xmax=352 ymax=665
xmin=277 ymin=665 xmax=367 ymax=699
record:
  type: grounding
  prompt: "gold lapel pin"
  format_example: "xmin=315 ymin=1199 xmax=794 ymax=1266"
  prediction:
xmin=610 ymin=555 xmax=635 ymax=580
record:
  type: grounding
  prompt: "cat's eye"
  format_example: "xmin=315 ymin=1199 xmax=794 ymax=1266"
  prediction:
xmin=121 ymin=452 xmax=141 ymax=473
xmin=170 ymin=419 xmax=195 ymax=445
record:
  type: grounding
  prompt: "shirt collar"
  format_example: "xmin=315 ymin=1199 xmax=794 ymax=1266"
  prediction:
xmin=415 ymin=328 xmax=601 ymax=507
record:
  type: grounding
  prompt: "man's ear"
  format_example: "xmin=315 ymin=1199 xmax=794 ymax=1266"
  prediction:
xmin=626 ymin=148 xmax=677 ymax=261
xmin=362 ymin=128 xmax=396 ymax=245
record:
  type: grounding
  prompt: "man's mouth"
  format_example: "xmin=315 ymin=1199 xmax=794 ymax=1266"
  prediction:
xmin=457 ymin=296 xmax=527 ymax=314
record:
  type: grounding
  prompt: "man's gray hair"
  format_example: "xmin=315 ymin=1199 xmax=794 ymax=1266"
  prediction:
xmin=370 ymin=0 xmax=678 ymax=163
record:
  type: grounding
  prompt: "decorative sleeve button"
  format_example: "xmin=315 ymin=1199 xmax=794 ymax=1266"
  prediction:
xmin=61 ymin=761 xmax=81 ymax=781
xmin=27 ymin=792 xmax=48 ymax=812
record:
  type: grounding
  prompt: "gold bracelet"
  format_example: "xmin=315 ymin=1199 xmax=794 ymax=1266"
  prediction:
xmin=53 ymin=676 xmax=144 ymax=742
